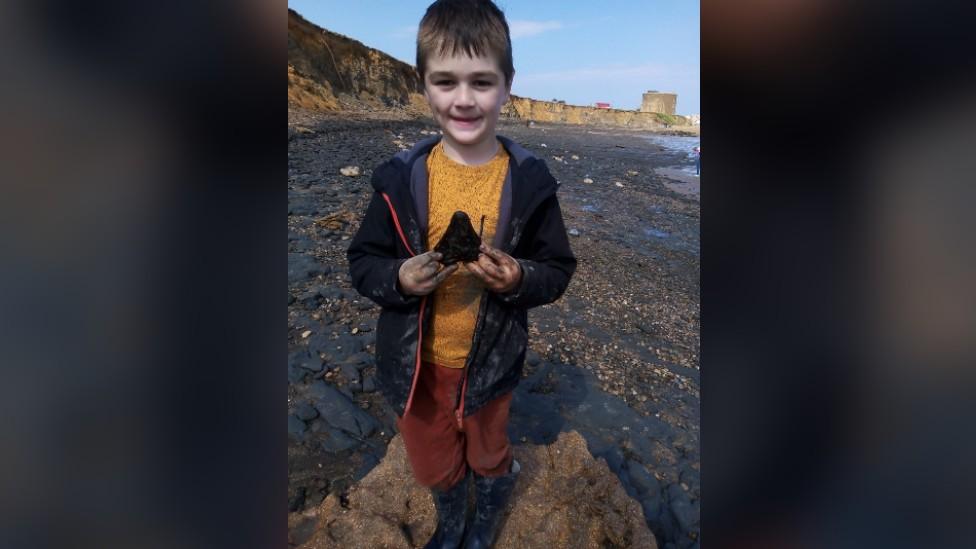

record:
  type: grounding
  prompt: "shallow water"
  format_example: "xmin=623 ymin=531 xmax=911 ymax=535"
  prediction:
xmin=640 ymin=134 xmax=700 ymax=155
xmin=643 ymin=227 xmax=670 ymax=238
xmin=641 ymin=134 xmax=700 ymax=176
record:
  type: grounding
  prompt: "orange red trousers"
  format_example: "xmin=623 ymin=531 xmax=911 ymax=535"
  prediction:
xmin=396 ymin=361 xmax=514 ymax=491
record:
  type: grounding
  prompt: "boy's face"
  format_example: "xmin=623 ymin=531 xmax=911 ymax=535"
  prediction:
xmin=423 ymin=52 xmax=511 ymax=154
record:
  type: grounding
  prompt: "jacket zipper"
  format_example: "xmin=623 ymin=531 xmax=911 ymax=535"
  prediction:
xmin=451 ymin=180 xmax=556 ymax=429
xmin=454 ymin=291 xmax=488 ymax=429
xmin=380 ymin=192 xmax=427 ymax=416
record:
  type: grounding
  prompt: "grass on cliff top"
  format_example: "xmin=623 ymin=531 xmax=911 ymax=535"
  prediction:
xmin=654 ymin=113 xmax=683 ymax=126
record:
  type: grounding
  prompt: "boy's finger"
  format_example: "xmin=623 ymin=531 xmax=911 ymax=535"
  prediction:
xmin=464 ymin=261 xmax=489 ymax=281
xmin=433 ymin=263 xmax=458 ymax=284
xmin=480 ymin=244 xmax=505 ymax=261
xmin=479 ymin=255 xmax=503 ymax=277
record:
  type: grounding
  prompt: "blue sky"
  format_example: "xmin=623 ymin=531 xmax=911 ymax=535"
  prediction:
xmin=288 ymin=0 xmax=699 ymax=115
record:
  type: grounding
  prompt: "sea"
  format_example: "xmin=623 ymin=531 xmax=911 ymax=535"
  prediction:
xmin=641 ymin=134 xmax=701 ymax=177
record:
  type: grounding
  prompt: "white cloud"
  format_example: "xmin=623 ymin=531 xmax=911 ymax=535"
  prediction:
xmin=508 ymin=20 xmax=564 ymax=39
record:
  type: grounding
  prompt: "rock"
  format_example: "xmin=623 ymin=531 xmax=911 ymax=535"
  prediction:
xmin=288 ymin=199 xmax=319 ymax=217
xmin=288 ymin=253 xmax=324 ymax=285
xmin=362 ymin=375 xmax=376 ymax=393
xmin=290 ymin=349 xmax=323 ymax=374
xmin=615 ymin=182 xmax=625 ymax=188
xmin=641 ymin=492 xmax=662 ymax=523
xmin=298 ymin=430 xmax=657 ymax=549
xmin=321 ymin=427 xmax=360 ymax=453
xmin=582 ymin=178 xmax=593 ymax=184
xmin=317 ymin=286 xmax=343 ymax=300
xmin=357 ymin=323 xmax=373 ymax=332
xmin=288 ymin=486 xmax=306 ymax=512
xmin=308 ymin=380 xmax=378 ymax=438
xmin=288 ymin=415 xmax=307 ymax=439
xmin=305 ymin=334 xmax=334 ymax=360
xmin=627 ymin=170 xmax=639 ymax=176
xmin=568 ymin=228 xmax=580 ymax=237
xmin=296 ymin=403 xmax=319 ymax=421
xmin=340 ymin=166 xmax=361 ymax=176
xmin=667 ymin=484 xmax=698 ymax=533
xmin=339 ymin=362 xmax=361 ymax=384
xmin=288 ymin=365 xmax=306 ymax=384
xmin=526 ymin=349 xmax=542 ymax=366
xmin=299 ymin=291 xmax=321 ymax=309
xmin=540 ymin=143 xmax=548 ymax=148
xmin=596 ymin=447 xmax=624 ymax=475
xmin=627 ymin=460 xmax=660 ymax=496
xmin=291 ymin=236 xmax=315 ymax=252
xmin=344 ymin=352 xmax=373 ymax=369
xmin=334 ymin=333 xmax=365 ymax=355
xmin=571 ymin=155 xmax=580 ymax=160
xmin=301 ymin=330 xmax=312 ymax=339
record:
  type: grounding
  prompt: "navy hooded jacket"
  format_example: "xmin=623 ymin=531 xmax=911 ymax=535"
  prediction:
xmin=347 ymin=135 xmax=576 ymax=423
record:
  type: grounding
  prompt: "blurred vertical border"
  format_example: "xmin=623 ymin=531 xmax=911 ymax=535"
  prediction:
xmin=704 ymin=0 xmax=976 ymax=547
xmin=0 ymin=1 xmax=286 ymax=548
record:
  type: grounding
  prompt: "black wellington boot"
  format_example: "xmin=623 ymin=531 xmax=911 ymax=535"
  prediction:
xmin=424 ymin=472 xmax=470 ymax=549
xmin=462 ymin=459 xmax=520 ymax=549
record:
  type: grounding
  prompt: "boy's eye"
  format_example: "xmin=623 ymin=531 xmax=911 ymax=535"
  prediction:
xmin=435 ymin=80 xmax=455 ymax=86
xmin=474 ymin=80 xmax=492 ymax=87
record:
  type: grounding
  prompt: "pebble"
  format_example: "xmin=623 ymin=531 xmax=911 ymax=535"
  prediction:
xmin=627 ymin=170 xmax=639 ymax=176
xmin=340 ymin=166 xmax=361 ymax=177
xmin=540 ymin=143 xmax=547 ymax=147
xmin=301 ymin=330 xmax=312 ymax=339
xmin=582 ymin=178 xmax=593 ymax=184
xmin=615 ymin=182 xmax=624 ymax=187
xmin=568 ymin=228 xmax=580 ymax=237
xmin=571 ymin=154 xmax=580 ymax=160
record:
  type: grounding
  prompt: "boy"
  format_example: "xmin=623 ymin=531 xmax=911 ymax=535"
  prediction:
xmin=347 ymin=1 xmax=576 ymax=547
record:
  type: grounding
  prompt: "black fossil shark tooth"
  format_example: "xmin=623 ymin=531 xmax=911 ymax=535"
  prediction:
xmin=434 ymin=211 xmax=484 ymax=265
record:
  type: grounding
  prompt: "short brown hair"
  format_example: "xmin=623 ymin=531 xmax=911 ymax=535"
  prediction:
xmin=416 ymin=0 xmax=514 ymax=86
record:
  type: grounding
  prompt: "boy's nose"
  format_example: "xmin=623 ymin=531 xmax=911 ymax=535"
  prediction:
xmin=454 ymin=85 xmax=475 ymax=107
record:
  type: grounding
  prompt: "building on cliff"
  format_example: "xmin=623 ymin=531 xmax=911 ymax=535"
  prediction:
xmin=595 ymin=102 xmax=611 ymax=109
xmin=639 ymin=91 xmax=677 ymax=115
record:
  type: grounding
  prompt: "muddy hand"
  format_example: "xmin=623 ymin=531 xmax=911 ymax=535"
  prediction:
xmin=465 ymin=243 xmax=522 ymax=293
xmin=398 ymin=251 xmax=458 ymax=296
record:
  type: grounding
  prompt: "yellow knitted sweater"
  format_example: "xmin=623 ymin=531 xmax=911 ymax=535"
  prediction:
xmin=422 ymin=141 xmax=509 ymax=368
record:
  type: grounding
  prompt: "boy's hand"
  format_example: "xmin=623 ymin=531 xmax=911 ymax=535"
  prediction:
xmin=398 ymin=252 xmax=457 ymax=296
xmin=465 ymin=243 xmax=522 ymax=294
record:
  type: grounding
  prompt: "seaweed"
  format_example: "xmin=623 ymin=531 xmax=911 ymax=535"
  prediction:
xmin=433 ymin=211 xmax=484 ymax=265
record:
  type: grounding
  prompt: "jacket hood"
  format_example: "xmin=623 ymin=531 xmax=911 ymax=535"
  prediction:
xmin=369 ymin=135 xmax=553 ymax=193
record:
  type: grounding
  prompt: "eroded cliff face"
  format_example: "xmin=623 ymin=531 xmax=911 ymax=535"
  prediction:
xmin=502 ymin=96 xmax=691 ymax=130
xmin=287 ymin=9 xmax=695 ymax=133
xmin=288 ymin=9 xmax=427 ymax=114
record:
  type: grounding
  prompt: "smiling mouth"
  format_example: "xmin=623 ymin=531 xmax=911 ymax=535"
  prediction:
xmin=450 ymin=116 xmax=481 ymax=123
